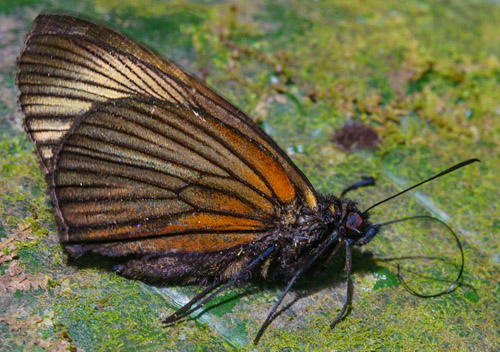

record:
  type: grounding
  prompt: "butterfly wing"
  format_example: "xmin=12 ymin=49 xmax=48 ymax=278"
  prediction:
xmin=17 ymin=14 xmax=319 ymax=255
xmin=52 ymin=97 xmax=289 ymax=255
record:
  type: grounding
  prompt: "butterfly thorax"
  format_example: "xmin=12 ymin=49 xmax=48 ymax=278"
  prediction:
xmin=248 ymin=195 xmax=372 ymax=282
xmin=287 ymin=195 xmax=371 ymax=247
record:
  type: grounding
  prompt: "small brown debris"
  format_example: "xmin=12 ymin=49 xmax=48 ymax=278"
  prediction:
xmin=0 ymin=223 xmax=33 ymax=265
xmin=0 ymin=313 xmax=76 ymax=351
xmin=331 ymin=122 xmax=381 ymax=151
xmin=0 ymin=260 xmax=51 ymax=295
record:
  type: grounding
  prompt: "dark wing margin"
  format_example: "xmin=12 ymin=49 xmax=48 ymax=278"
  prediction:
xmin=17 ymin=14 xmax=318 ymax=211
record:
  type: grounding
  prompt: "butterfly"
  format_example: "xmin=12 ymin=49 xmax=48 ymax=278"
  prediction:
xmin=17 ymin=14 xmax=478 ymax=343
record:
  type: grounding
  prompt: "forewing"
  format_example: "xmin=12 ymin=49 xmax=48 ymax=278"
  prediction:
xmin=51 ymin=97 xmax=296 ymax=255
xmin=17 ymin=14 xmax=318 ymax=209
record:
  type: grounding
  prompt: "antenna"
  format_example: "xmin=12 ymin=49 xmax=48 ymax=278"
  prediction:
xmin=363 ymin=159 xmax=480 ymax=215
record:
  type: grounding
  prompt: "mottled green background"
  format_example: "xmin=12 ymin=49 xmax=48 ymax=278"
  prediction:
xmin=1 ymin=0 xmax=499 ymax=351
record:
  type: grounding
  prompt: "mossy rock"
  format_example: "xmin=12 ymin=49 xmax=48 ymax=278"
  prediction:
xmin=1 ymin=0 xmax=499 ymax=350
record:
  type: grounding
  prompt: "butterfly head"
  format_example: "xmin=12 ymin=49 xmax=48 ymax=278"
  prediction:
xmin=327 ymin=199 xmax=379 ymax=247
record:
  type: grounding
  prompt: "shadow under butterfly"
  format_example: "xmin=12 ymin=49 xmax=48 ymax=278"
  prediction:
xmin=17 ymin=14 xmax=479 ymax=344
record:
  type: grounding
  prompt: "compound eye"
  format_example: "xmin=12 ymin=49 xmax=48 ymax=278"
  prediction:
xmin=346 ymin=212 xmax=363 ymax=233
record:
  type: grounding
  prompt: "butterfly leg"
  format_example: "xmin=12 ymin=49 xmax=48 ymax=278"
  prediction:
xmin=340 ymin=176 xmax=375 ymax=198
xmin=253 ymin=267 xmax=301 ymax=344
xmin=330 ymin=240 xmax=353 ymax=329
xmin=163 ymin=280 xmax=223 ymax=325
xmin=254 ymin=236 xmax=342 ymax=344
xmin=164 ymin=245 xmax=277 ymax=325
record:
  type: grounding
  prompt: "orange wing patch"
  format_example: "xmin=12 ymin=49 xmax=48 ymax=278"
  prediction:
xmin=71 ymin=232 xmax=266 ymax=256
xmin=204 ymin=117 xmax=296 ymax=204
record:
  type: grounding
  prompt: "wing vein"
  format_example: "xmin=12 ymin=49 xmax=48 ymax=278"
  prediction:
xmin=102 ymin=101 xmax=277 ymax=205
